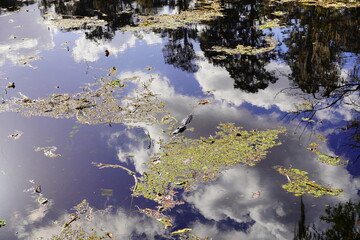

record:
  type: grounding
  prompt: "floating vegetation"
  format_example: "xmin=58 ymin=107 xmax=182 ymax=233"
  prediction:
xmin=134 ymin=123 xmax=285 ymax=203
xmin=257 ymin=19 xmax=282 ymax=30
xmin=307 ymin=143 xmax=345 ymax=166
xmin=275 ymin=167 xmax=343 ymax=197
xmin=138 ymin=208 xmax=173 ymax=229
xmin=198 ymin=99 xmax=211 ymax=105
xmin=34 ymin=146 xmax=61 ymax=158
xmin=0 ymin=70 xmax=167 ymax=126
xmin=270 ymin=0 xmax=360 ymax=8
xmin=7 ymin=82 xmax=15 ymax=88
xmin=35 ymin=185 xmax=42 ymax=193
xmin=50 ymin=225 xmax=108 ymax=240
xmin=210 ymin=36 xmax=279 ymax=55
xmin=17 ymin=56 xmax=43 ymax=69
xmin=122 ymin=0 xmax=223 ymax=31
xmin=171 ymin=228 xmax=211 ymax=239
xmin=8 ymin=130 xmax=23 ymax=139
xmin=47 ymin=17 xmax=107 ymax=30
xmin=315 ymin=134 xmax=327 ymax=142
xmin=294 ymin=102 xmax=314 ymax=112
xmin=301 ymin=117 xmax=315 ymax=123
xmin=38 ymin=197 xmax=49 ymax=204
xmin=0 ymin=220 xmax=5 ymax=228
xmin=272 ymin=11 xmax=285 ymax=16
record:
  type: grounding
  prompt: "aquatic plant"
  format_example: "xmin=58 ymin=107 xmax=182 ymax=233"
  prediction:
xmin=0 ymin=69 xmax=168 ymax=127
xmin=46 ymin=17 xmax=107 ymax=31
xmin=210 ymin=36 xmax=279 ymax=55
xmin=275 ymin=167 xmax=343 ymax=197
xmin=50 ymin=225 xmax=108 ymax=240
xmin=134 ymin=124 xmax=285 ymax=204
xmin=270 ymin=0 xmax=360 ymax=8
xmin=122 ymin=0 xmax=223 ymax=31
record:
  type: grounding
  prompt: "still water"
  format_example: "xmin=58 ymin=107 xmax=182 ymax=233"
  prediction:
xmin=0 ymin=0 xmax=359 ymax=239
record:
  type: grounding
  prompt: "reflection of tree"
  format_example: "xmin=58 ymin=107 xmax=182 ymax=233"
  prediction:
xmin=161 ymin=28 xmax=199 ymax=73
xmin=294 ymin=200 xmax=360 ymax=240
xmin=0 ymin=0 xmax=35 ymax=12
xmin=282 ymin=6 xmax=360 ymax=98
xmin=280 ymin=6 xmax=360 ymax=166
xmin=294 ymin=197 xmax=312 ymax=240
xmin=199 ymin=0 xmax=278 ymax=93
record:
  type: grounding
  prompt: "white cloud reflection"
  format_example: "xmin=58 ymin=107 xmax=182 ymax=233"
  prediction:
xmin=14 ymin=206 xmax=164 ymax=239
xmin=106 ymin=70 xmax=359 ymax=239
xmin=0 ymin=6 xmax=54 ymax=67
xmin=72 ymin=32 xmax=162 ymax=62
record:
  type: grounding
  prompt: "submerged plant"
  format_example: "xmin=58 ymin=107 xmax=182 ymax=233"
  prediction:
xmin=275 ymin=167 xmax=343 ymax=197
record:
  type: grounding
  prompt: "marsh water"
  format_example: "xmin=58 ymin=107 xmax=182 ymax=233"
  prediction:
xmin=0 ymin=0 xmax=360 ymax=239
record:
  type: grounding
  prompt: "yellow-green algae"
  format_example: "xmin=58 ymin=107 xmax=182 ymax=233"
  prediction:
xmin=134 ymin=124 xmax=286 ymax=203
xmin=0 ymin=70 xmax=167 ymax=126
xmin=122 ymin=0 xmax=223 ymax=31
xmin=307 ymin=142 xmax=346 ymax=166
xmin=210 ymin=36 xmax=279 ymax=55
xmin=270 ymin=0 xmax=360 ymax=8
xmin=276 ymin=167 xmax=343 ymax=197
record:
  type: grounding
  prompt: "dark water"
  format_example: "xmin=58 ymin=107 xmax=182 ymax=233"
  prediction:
xmin=0 ymin=0 xmax=359 ymax=239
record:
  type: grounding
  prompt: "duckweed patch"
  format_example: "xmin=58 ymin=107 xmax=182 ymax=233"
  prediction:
xmin=270 ymin=0 xmax=360 ymax=8
xmin=46 ymin=17 xmax=107 ymax=30
xmin=134 ymin=124 xmax=285 ymax=204
xmin=276 ymin=167 xmax=343 ymax=197
xmin=34 ymin=146 xmax=61 ymax=158
xmin=257 ymin=19 xmax=282 ymax=30
xmin=0 ymin=70 xmax=167 ymax=126
xmin=122 ymin=0 xmax=223 ymax=31
xmin=210 ymin=36 xmax=279 ymax=55
xmin=307 ymin=143 xmax=346 ymax=166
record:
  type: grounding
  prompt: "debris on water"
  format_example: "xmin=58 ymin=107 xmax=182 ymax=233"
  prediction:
xmin=252 ymin=191 xmax=261 ymax=199
xmin=34 ymin=146 xmax=61 ymax=158
xmin=0 ymin=220 xmax=5 ymax=228
xmin=105 ymin=50 xmax=110 ymax=56
xmin=198 ymin=99 xmax=211 ymax=105
xmin=8 ymin=130 xmax=23 ymax=139
xmin=64 ymin=215 xmax=79 ymax=228
xmin=38 ymin=197 xmax=48 ymax=204
xmin=138 ymin=208 xmax=173 ymax=229
xmin=7 ymin=82 xmax=15 ymax=88
xmin=35 ymin=185 xmax=41 ymax=193
xmin=17 ymin=56 xmax=43 ymax=69
xmin=105 ymin=232 xmax=114 ymax=239
xmin=181 ymin=115 xmax=193 ymax=126
xmin=172 ymin=125 xmax=186 ymax=134
xmin=145 ymin=66 xmax=153 ymax=70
